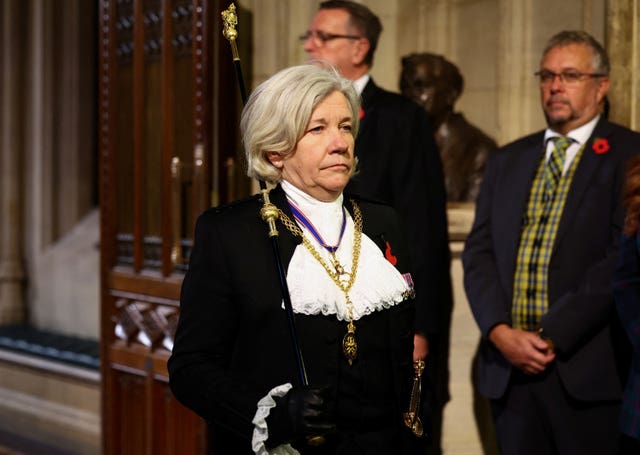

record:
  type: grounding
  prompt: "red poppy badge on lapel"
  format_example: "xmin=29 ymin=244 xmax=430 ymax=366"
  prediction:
xmin=592 ymin=137 xmax=610 ymax=155
xmin=384 ymin=241 xmax=397 ymax=266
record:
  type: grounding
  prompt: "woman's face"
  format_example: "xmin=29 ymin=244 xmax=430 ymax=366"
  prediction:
xmin=269 ymin=91 xmax=355 ymax=201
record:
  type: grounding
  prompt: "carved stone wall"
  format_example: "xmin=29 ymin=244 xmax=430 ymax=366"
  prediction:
xmin=0 ymin=0 xmax=98 ymax=337
xmin=243 ymin=0 xmax=628 ymax=146
xmin=0 ymin=0 xmax=26 ymax=324
xmin=607 ymin=0 xmax=640 ymax=131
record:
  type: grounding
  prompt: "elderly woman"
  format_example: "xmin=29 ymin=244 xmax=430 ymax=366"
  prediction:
xmin=168 ymin=64 xmax=417 ymax=454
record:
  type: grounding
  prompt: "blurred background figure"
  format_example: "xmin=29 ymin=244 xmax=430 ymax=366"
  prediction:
xmin=400 ymin=53 xmax=497 ymax=202
xmin=614 ymin=155 xmax=640 ymax=452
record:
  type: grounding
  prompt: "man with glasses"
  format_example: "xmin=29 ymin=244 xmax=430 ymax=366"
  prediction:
xmin=302 ymin=2 xmax=451 ymax=454
xmin=463 ymin=30 xmax=640 ymax=454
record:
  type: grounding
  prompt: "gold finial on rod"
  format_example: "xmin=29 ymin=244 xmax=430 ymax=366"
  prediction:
xmin=221 ymin=2 xmax=247 ymax=102
xmin=221 ymin=3 xmax=240 ymax=61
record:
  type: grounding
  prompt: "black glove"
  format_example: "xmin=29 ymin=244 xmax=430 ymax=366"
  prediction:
xmin=265 ymin=385 xmax=335 ymax=448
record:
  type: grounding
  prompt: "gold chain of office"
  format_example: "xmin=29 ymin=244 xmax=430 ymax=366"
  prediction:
xmin=277 ymin=199 xmax=362 ymax=365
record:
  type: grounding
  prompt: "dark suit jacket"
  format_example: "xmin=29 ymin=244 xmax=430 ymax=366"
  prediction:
xmin=614 ymin=227 xmax=640 ymax=438
xmin=168 ymin=185 xmax=415 ymax=453
xmin=463 ymin=117 xmax=639 ymax=401
xmin=346 ymin=78 xmax=451 ymax=339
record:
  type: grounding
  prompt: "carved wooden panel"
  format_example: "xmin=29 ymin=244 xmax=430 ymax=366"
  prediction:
xmin=110 ymin=371 xmax=148 ymax=454
xmin=153 ymin=380 xmax=208 ymax=454
xmin=113 ymin=297 xmax=178 ymax=352
xmin=99 ymin=0 xmax=242 ymax=453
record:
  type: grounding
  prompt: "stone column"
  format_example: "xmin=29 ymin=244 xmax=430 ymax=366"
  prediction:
xmin=0 ymin=0 xmax=26 ymax=323
xmin=397 ymin=0 xmax=453 ymax=57
xmin=606 ymin=0 xmax=639 ymax=130
xmin=244 ymin=0 xmax=306 ymax=87
xmin=495 ymin=0 xmax=538 ymax=144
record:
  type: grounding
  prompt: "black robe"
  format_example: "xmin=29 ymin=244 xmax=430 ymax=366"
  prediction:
xmin=169 ymin=185 xmax=416 ymax=454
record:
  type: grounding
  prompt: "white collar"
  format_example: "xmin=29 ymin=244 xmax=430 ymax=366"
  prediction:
xmin=281 ymin=181 xmax=344 ymax=245
xmin=352 ymin=74 xmax=370 ymax=96
xmin=544 ymin=114 xmax=600 ymax=146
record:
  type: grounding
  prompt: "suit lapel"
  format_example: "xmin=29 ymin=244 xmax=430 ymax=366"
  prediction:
xmin=359 ymin=78 xmax=378 ymax=112
xmin=498 ymin=134 xmax=544 ymax=285
xmin=552 ymin=118 xmax=613 ymax=252
xmin=356 ymin=79 xmax=379 ymax=148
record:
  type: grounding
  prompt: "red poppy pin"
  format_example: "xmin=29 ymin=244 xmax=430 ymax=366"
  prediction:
xmin=592 ymin=137 xmax=610 ymax=155
xmin=384 ymin=241 xmax=397 ymax=266
xmin=359 ymin=107 xmax=365 ymax=120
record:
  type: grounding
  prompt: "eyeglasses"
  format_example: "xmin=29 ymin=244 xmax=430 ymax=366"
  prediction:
xmin=534 ymin=70 xmax=606 ymax=86
xmin=299 ymin=30 xmax=362 ymax=46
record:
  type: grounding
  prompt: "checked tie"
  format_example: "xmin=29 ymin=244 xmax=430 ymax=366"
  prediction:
xmin=545 ymin=136 xmax=572 ymax=195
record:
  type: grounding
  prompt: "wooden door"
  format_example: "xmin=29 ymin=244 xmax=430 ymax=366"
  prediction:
xmin=98 ymin=0 xmax=244 ymax=452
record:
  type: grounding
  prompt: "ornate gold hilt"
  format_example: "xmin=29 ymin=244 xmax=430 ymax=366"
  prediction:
xmin=403 ymin=359 xmax=425 ymax=437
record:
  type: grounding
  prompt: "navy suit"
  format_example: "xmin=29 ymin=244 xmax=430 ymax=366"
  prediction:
xmin=346 ymin=79 xmax=451 ymax=450
xmin=463 ymin=117 xmax=639 ymax=453
xmin=615 ymin=225 xmax=640 ymax=441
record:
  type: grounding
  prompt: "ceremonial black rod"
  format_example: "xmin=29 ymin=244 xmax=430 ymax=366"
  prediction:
xmin=220 ymin=4 xmax=248 ymax=106
xmin=221 ymin=3 xmax=309 ymax=387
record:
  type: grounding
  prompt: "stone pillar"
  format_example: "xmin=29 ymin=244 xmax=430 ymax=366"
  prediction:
xmin=606 ymin=0 xmax=639 ymax=130
xmin=496 ymin=0 xmax=538 ymax=144
xmin=397 ymin=0 xmax=453 ymax=57
xmin=25 ymin=0 xmax=55 ymax=257
xmin=0 ymin=0 xmax=26 ymax=323
xmin=244 ymin=0 xmax=311 ymax=87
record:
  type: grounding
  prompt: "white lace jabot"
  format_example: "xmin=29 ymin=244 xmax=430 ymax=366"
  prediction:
xmin=280 ymin=181 xmax=410 ymax=321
